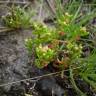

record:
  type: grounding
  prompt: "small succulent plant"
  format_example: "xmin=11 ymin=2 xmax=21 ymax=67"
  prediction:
xmin=2 ymin=6 xmax=33 ymax=29
xmin=25 ymin=0 xmax=96 ymax=94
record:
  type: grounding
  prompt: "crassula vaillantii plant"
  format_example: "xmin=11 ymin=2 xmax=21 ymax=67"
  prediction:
xmin=25 ymin=0 xmax=96 ymax=95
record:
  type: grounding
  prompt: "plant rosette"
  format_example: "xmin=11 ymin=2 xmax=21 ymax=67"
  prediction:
xmin=35 ymin=44 xmax=56 ymax=68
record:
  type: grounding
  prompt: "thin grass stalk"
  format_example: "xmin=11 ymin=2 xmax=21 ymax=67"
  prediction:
xmin=69 ymin=66 xmax=87 ymax=96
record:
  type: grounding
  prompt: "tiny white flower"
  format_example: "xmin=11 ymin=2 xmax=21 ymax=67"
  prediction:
xmin=65 ymin=12 xmax=71 ymax=17
xmin=25 ymin=39 xmax=28 ymax=42
xmin=7 ymin=12 xmax=11 ymax=16
xmin=46 ymin=32 xmax=51 ymax=35
xmin=39 ymin=44 xmax=42 ymax=49
xmin=75 ymin=46 xmax=79 ymax=50
xmin=80 ymin=27 xmax=86 ymax=32
xmin=43 ymin=46 xmax=49 ymax=52
xmin=43 ymin=25 xmax=47 ymax=29
xmin=1 ymin=15 xmax=5 ymax=18
xmin=80 ymin=45 xmax=83 ymax=49
xmin=63 ymin=21 xmax=67 ymax=25
xmin=10 ymin=21 xmax=12 ymax=24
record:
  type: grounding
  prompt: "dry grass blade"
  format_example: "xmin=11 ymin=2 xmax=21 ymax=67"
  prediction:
xmin=0 ymin=28 xmax=14 ymax=33
xmin=45 ymin=0 xmax=56 ymax=15
xmin=0 ymin=1 xmax=30 ymax=4
xmin=0 ymin=65 xmax=84 ymax=87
